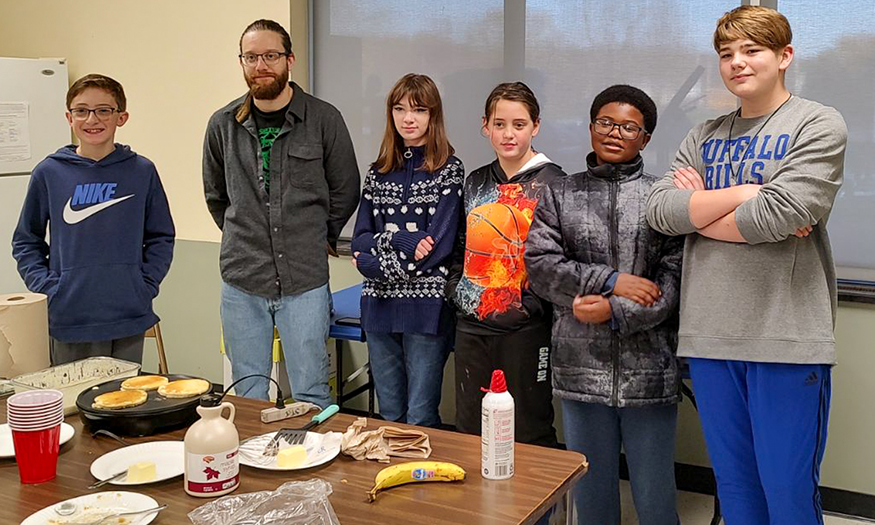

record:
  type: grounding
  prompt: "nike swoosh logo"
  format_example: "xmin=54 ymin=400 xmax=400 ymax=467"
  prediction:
xmin=63 ymin=194 xmax=135 ymax=224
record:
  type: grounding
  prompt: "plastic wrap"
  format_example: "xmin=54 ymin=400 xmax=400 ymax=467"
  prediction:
xmin=187 ymin=479 xmax=340 ymax=525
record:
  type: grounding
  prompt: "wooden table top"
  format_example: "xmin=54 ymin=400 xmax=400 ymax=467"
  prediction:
xmin=1 ymin=396 xmax=587 ymax=524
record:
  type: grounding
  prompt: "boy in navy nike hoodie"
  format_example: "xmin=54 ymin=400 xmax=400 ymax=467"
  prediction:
xmin=12 ymin=74 xmax=174 ymax=365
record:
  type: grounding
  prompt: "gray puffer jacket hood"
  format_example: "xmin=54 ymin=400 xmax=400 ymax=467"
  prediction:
xmin=525 ymin=153 xmax=684 ymax=407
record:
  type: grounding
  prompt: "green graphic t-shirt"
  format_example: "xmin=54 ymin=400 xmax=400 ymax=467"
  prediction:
xmin=252 ymin=102 xmax=289 ymax=193
xmin=258 ymin=127 xmax=281 ymax=192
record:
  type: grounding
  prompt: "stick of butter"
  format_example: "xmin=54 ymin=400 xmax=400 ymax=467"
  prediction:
xmin=277 ymin=445 xmax=309 ymax=468
xmin=126 ymin=461 xmax=157 ymax=483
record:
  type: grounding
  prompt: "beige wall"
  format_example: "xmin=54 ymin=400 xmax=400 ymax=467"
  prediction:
xmin=289 ymin=0 xmax=310 ymax=92
xmin=0 ymin=0 xmax=305 ymax=242
xmin=820 ymin=303 xmax=875 ymax=492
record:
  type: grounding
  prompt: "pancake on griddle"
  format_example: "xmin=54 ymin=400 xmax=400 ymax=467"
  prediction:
xmin=120 ymin=375 xmax=169 ymax=391
xmin=158 ymin=378 xmax=211 ymax=399
xmin=93 ymin=389 xmax=148 ymax=410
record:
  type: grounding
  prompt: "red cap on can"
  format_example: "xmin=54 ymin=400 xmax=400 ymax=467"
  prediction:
xmin=480 ymin=369 xmax=507 ymax=394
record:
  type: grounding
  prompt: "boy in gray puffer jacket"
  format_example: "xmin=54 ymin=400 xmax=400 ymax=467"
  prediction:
xmin=526 ymin=85 xmax=683 ymax=525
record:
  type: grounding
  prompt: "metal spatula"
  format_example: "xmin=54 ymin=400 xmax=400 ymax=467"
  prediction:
xmin=262 ymin=404 xmax=339 ymax=456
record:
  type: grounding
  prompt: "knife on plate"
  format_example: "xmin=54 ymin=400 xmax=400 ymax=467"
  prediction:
xmin=87 ymin=469 xmax=127 ymax=489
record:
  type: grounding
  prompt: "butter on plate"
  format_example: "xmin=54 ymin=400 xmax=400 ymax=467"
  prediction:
xmin=126 ymin=461 xmax=157 ymax=483
xmin=277 ymin=445 xmax=309 ymax=468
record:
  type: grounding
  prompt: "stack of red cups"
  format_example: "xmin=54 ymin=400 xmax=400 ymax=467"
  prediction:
xmin=7 ymin=389 xmax=65 ymax=483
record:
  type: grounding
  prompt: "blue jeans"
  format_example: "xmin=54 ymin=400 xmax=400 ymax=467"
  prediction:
xmin=365 ymin=331 xmax=451 ymax=427
xmin=689 ymin=358 xmax=830 ymax=525
xmin=561 ymin=399 xmax=679 ymax=525
xmin=221 ymin=281 xmax=332 ymax=407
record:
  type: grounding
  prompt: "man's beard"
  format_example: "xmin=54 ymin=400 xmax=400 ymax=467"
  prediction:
xmin=245 ymin=69 xmax=288 ymax=100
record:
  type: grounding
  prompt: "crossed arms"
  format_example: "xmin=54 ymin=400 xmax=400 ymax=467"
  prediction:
xmin=646 ymin=111 xmax=846 ymax=245
xmin=672 ymin=167 xmax=812 ymax=243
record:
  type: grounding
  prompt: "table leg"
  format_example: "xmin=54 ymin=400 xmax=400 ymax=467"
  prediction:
xmin=336 ymin=338 xmax=344 ymax=410
xmin=566 ymin=489 xmax=574 ymax=525
xmin=710 ymin=494 xmax=722 ymax=525
xmin=367 ymin=364 xmax=375 ymax=417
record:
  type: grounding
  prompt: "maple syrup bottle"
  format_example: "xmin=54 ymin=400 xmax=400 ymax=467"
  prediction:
xmin=184 ymin=394 xmax=240 ymax=497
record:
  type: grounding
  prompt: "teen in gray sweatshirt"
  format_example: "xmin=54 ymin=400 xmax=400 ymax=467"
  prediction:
xmin=647 ymin=93 xmax=845 ymax=365
xmin=645 ymin=6 xmax=846 ymax=524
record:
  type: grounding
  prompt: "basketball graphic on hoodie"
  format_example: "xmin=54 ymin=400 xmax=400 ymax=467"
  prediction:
xmin=464 ymin=202 xmax=529 ymax=288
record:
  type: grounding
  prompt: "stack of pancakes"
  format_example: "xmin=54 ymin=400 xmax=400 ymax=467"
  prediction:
xmin=92 ymin=376 xmax=211 ymax=410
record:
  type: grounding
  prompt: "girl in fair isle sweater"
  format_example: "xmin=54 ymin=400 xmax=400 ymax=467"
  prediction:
xmin=351 ymin=73 xmax=464 ymax=427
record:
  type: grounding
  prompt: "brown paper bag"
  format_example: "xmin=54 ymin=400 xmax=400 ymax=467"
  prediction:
xmin=340 ymin=417 xmax=432 ymax=463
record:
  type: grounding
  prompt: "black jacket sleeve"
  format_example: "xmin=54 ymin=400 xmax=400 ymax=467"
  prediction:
xmin=525 ymin=182 xmax=615 ymax=307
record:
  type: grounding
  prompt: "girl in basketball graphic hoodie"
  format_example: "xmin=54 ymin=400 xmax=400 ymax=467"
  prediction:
xmin=446 ymin=82 xmax=564 ymax=446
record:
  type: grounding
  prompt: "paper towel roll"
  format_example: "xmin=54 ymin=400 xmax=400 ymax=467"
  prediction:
xmin=0 ymin=293 xmax=50 ymax=379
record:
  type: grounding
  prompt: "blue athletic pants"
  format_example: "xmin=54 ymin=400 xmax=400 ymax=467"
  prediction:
xmin=689 ymin=358 xmax=831 ymax=525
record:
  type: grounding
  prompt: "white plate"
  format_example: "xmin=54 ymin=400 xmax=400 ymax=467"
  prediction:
xmin=21 ymin=491 xmax=159 ymax=525
xmin=239 ymin=431 xmax=342 ymax=471
xmin=0 ymin=422 xmax=75 ymax=458
xmin=90 ymin=441 xmax=184 ymax=485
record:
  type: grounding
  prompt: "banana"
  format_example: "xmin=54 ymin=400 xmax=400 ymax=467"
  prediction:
xmin=367 ymin=461 xmax=466 ymax=502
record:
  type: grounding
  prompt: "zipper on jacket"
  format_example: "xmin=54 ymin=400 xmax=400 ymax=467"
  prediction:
xmin=402 ymin=148 xmax=414 ymax=202
xmin=609 ymin=180 xmax=620 ymax=406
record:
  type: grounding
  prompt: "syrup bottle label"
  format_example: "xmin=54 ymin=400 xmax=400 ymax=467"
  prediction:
xmin=186 ymin=447 xmax=240 ymax=494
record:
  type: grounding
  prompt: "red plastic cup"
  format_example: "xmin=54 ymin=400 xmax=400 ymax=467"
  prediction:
xmin=7 ymin=389 xmax=63 ymax=409
xmin=8 ymin=399 xmax=62 ymax=410
xmin=7 ymin=404 xmax=63 ymax=417
xmin=8 ymin=402 xmax=64 ymax=428
xmin=8 ymin=406 xmax=63 ymax=418
xmin=8 ymin=416 xmax=64 ymax=430
xmin=11 ymin=424 xmax=61 ymax=483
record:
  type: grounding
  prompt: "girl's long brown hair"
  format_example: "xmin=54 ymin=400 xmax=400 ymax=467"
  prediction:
xmin=373 ymin=74 xmax=454 ymax=174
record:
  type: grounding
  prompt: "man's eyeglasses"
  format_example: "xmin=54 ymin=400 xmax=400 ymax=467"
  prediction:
xmin=68 ymin=107 xmax=121 ymax=121
xmin=592 ymin=118 xmax=647 ymax=140
xmin=239 ymin=52 xmax=289 ymax=66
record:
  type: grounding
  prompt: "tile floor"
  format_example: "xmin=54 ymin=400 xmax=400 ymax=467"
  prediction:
xmin=612 ymin=480 xmax=874 ymax=524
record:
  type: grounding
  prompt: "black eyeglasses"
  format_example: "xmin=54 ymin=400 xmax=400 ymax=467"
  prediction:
xmin=239 ymin=52 xmax=289 ymax=66
xmin=68 ymin=107 xmax=121 ymax=121
xmin=592 ymin=118 xmax=647 ymax=140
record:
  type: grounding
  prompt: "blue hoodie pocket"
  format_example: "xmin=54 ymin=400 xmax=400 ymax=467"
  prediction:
xmin=47 ymin=272 xmax=65 ymax=307
xmin=49 ymin=264 xmax=152 ymax=329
